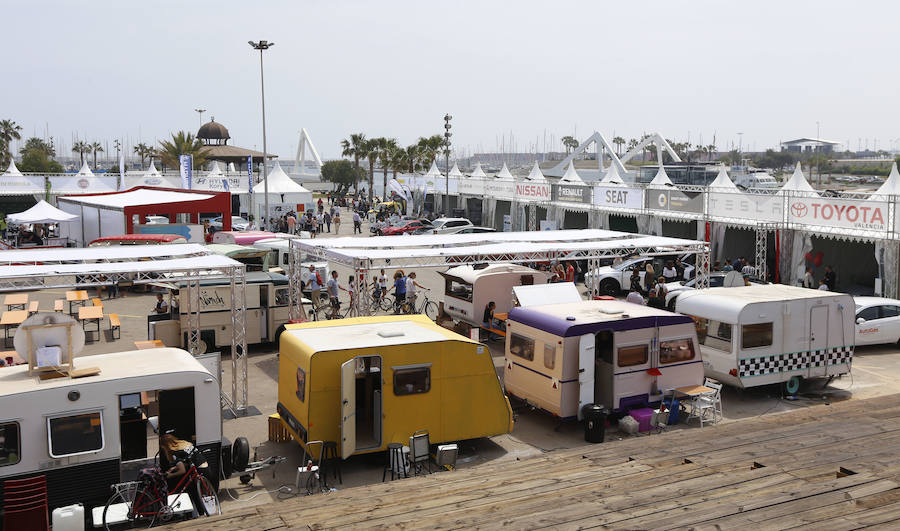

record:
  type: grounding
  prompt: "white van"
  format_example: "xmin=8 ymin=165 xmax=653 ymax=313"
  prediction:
xmin=675 ymin=284 xmax=854 ymax=394
xmin=504 ymin=299 xmax=704 ymax=418
xmin=439 ymin=264 xmax=552 ymax=328
xmin=0 ymin=349 xmax=222 ymax=518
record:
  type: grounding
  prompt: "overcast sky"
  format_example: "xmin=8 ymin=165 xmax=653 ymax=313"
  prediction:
xmin=4 ymin=0 xmax=899 ymax=161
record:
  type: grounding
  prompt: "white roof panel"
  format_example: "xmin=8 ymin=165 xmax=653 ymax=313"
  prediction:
xmin=58 ymin=188 xmax=215 ymax=209
xmin=0 ymin=243 xmax=211 ymax=264
xmin=288 ymin=320 xmax=453 ymax=351
xmin=675 ymin=284 xmax=849 ymax=323
xmin=513 ymin=283 xmax=583 ymax=307
xmin=0 ymin=254 xmax=241 ymax=279
xmin=299 ymin=229 xmax=632 ymax=251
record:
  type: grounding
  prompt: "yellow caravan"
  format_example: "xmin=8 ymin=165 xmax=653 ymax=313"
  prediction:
xmin=277 ymin=315 xmax=514 ymax=458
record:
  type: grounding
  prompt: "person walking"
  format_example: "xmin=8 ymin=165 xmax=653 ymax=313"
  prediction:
xmin=352 ymin=211 xmax=362 ymax=234
xmin=392 ymin=270 xmax=407 ymax=314
xmin=333 ymin=211 xmax=341 ymax=234
xmin=377 ymin=268 xmax=388 ymax=301
xmin=316 ymin=212 xmax=325 ymax=233
xmin=286 ymin=212 xmax=297 ymax=235
xmin=326 ymin=270 xmax=347 ymax=319
xmin=405 ymin=272 xmax=428 ymax=313
xmin=324 ymin=211 xmax=332 ymax=233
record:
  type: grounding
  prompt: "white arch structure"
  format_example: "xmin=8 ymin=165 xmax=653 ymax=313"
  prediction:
xmin=293 ymin=128 xmax=323 ymax=175
xmin=548 ymin=131 xmax=682 ymax=177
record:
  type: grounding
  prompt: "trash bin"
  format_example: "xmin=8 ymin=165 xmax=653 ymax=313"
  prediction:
xmin=582 ymin=404 xmax=607 ymax=443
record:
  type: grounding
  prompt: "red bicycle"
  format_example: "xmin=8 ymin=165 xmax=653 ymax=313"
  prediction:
xmin=101 ymin=461 xmax=220 ymax=529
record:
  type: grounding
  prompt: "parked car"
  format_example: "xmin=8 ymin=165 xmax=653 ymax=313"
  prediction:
xmin=854 ymin=297 xmax=900 ymax=346
xmin=210 ymin=215 xmax=251 ymax=231
xmin=431 ymin=217 xmax=473 ymax=234
xmin=145 ymin=215 xmax=169 ymax=224
xmin=379 ymin=219 xmax=432 ymax=236
xmin=664 ymin=271 xmax=766 ymax=309
xmin=445 ymin=226 xmax=496 ymax=235
xmin=584 ymin=253 xmax=696 ymax=295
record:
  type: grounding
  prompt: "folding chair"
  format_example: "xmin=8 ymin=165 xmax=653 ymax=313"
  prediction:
xmin=689 ymin=378 xmax=723 ymax=427
xmin=409 ymin=430 xmax=431 ymax=476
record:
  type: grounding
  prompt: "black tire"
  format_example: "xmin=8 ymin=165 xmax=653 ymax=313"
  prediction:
xmin=376 ymin=230 xmax=383 ymax=236
xmin=232 ymin=437 xmax=250 ymax=473
xmin=424 ymin=301 xmax=439 ymax=321
xmin=194 ymin=475 xmax=221 ymax=517
xmin=239 ymin=474 xmax=252 ymax=484
xmin=600 ymin=278 xmax=619 ymax=296
xmin=220 ymin=439 xmax=233 ymax=480
xmin=667 ymin=297 xmax=678 ymax=311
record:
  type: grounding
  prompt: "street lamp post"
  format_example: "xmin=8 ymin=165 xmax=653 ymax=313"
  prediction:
xmin=195 ymin=108 xmax=207 ymax=128
xmin=249 ymin=40 xmax=274 ymax=230
xmin=443 ymin=114 xmax=452 ymax=215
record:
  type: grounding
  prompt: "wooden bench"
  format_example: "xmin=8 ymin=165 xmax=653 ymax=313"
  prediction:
xmin=109 ymin=313 xmax=121 ymax=340
xmin=92 ymin=298 xmax=103 ymax=308
xmin=54 ymin=299 xmax=64 ymax=312
xmin=27 ymin=301 xmax=39 ymax=315
xmin=480 ymin=326 xmax=506 ymax=340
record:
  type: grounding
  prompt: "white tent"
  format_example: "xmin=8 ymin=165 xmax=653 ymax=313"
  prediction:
xmin=494 ymin=162 xmax=515 ymax=181
xmin=707 ymin=166 xmax=739 ymax=191
xmin=448 ymin=163 xmax=463 ymax=179
xmin=874 ymin=162 xmax=900 ymax=196
xmin=648 ymin=165 xmax=674 ymax=187
xmin=559 ymin=161 xmax=584 ymax=184
xmin=76 ymin=161 xmax=94 ymax=176
xmin=469 ymin=162 xmax=487 ymax=179
xmin=524 ymin=161 xmax=547 ymax=182
xmin=227 ymin=162 xmax=237 ymax=173
xmin=144 ymin=161 xmax=161 ymax=177
xmin=778 ymin=163 xmax=816 ymax=194
xmin=7 ymin=200 xmax=79 ymax=225
xmin=3 ymin=159 xmax=23 ymax=176
xmin=208 ymin=161 xmax=224 ymax=177
xmin=598 ymin=161 xmax=625 ymax=185
xmin=424 ymin=161 xmax=442 ymax=179
xmin=252 ymin=162 xmax=313 ymax=205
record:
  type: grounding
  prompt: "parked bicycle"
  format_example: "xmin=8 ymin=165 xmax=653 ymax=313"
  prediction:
xmin=399 ymin=290 xmax=439 ymax=320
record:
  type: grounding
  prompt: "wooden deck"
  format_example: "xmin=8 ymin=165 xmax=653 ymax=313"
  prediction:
xmin=176 ymin=394 xmax=900 ymax=530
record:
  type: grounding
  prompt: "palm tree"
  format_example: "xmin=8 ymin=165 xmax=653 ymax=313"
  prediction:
xmin=404 ymin=144 xmax=421 ymax=173
xmin=627 ymin=138 xmax=639 ymax=156
xmin=340 ymin=133 xmax=366 ymax=193
xmin=561 ymin=135 xmax=578 ymax=155
xmin=359 ymin=138 xmax=380 ymax=202
xmin=133 ymin=143 xmax=153 ymax=168
xmin=416 ymin=135 xmax=444 ymax=167
xmin=377 ymin=138 xmax=399 ymax=193
xmin=706 ymin=144 xmax=717 ymax=161
xmin=157 ymin=131 xmax=208 ymax=169
xmin=0 ymin=119 xmax=23 ymax=167
xmin=90 ymin=141 xmax=104 ymax=169
xmin=71 ymin=141 xmax=90 ymax=164
xmin=388 ymin=146 xmax=407 ymax=181
xmin=612 ymin=136 xmax=625 ymax=156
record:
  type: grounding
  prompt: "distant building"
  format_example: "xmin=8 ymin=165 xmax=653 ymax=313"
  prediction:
xmin=197 ymin=118 xmax=275 ymax=169
xmin=780 ymin=138 xmax=840 ymax=154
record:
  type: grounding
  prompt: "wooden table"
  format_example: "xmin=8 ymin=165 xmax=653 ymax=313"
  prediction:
xmin=66 ymin=290 xmax=89 ymax=314
xmin=4 ymin=293 xmax=28 ymax=311
xmin=0 ymin=350 xmax=25 ymax=367
xmin=673 ymin=385 xmax=714 ymax=398
xmin=134 ymin=340 xmax=165 ymax=350
xmin=1 ymin=310 xmax=28 ymax=347
xmin=79 ymin=305 xmax=104 ymax=342
xmin=494 ymin=312 xmax=508 ymax=321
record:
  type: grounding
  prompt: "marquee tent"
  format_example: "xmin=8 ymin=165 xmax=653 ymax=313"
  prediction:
xmin=251 ymin=162 xmax=313 ymax=218
xmin=648 ymin=165 xmax=675 ymax=187
xmin=469 ymin=162 xmax=487 ymax=179
xmin=874 ymin=162 xmax=900 ymax=196
xmin=598 ymin=161 xmax=626 ymax=186
xmin=448 ymin=163 xmax=463 ymax=179
xmin=7 ymin=200 xmax=79 ymax=225
xmin=707 ymin=166 xmax=739 ymax=190
xmin=3 ymin=159 xmax=22 ymax=176
xmin=524 ymin=161 xmax=547 ymax=182
xmin=778 ymin=163 xmax=816 ymax=194
xmin=558 ymin=161 xmax=584 ymax=184
xmin=75 ymin=161 xmax=94 ymax=176
xmin=494 ymin=162 xmax=515 ymax=182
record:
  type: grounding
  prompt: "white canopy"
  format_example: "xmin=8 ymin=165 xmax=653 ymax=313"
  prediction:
xmin=778 ymin=163 xmax=816 ymax=194
xmin=598 ymin=161 xmax=625 ymax=185
xmin=524 ymin=162 xmax=547 ymax=182
xmin=7 ymin=200 xmax=79 ymax=225
xmin=448 ymin=163 xmax=463 ymax=178
xmin=495 ymin=162 xmax=515 ymax=181
xmin=874 ymin=162 xmax=900 ymax=196
xmin=144 ymin=161 xmax=160 ymax=177
xmin=208 ymin=162 xmax=224 ymax=177
xmin=559 ymin=161 xmax=584 ymax=184
xmin=76 ymin=160 xmax=94 ymax=176
xmin=707 ymin=166 xmax=739 ymax=191
xmin=648 ymin=165 xmax=674 ymax=187
xmin=59 ymin=188 xmax=214 ymax=209
xmin=424 ymin=161 xmax=441 ymax=178
xmin=2 ymin=159 xmax=22 ymax=176
xmin=469 ymin=162 xmax=487 ymax=179
xmin=252 ymin=162 xmax=312 ymax=196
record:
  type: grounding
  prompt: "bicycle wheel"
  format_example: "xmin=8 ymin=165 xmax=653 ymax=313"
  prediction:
xmin=380 ymin=295 xmax=394 ymax=312
xmin=424 ymin=301 xmax=439 ymax=321
xmin=194 ymin=476 xmax=221 ymax=517
xmin=103 ymin=487 xmax=156 ymax=530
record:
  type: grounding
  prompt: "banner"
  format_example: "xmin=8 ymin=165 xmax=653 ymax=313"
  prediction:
xmin=515 ymin=182 xmax=551 ymax=202
xmin=191 ymin=175 xmax=247 ymax=193
xmin=49 ymin=175 xmax=117 ymax=193
xmin=556 ymin=184 xmax=591 ymax=204
xmin=484 ymin=179 xmax=515 ymax=200
xmin=503 ymin=214 xmax=512 ymax=232
xmin=122 ymin=174 xmax=181 ymax=189
xmin=645 ymin=188 xmax=703 ymax=213
xmin=135 ymin=223 xmax=205 ymax=243
xmin=247 ymin=155 xmax=253 ymax=197
xmin=179 ymin=155 xmax=193 ymax=190
xmin=788 ymin=196 xmax=889 ymax=232
xmin=458 ymin=177 xmax=484 ymax=195
xmin=592 ymin=185 xmax=643 ymax=209
xmin=0 ymin=175 xmax=46 ymax=194
xmin=118 ymin=156 xmax=125 ymax=191
xmin=708 ymin=191 xmax=784 ymax=222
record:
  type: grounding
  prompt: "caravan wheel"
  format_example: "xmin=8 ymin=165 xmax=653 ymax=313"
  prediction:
xmin=783 ymin=376 xmax=801 ymax=396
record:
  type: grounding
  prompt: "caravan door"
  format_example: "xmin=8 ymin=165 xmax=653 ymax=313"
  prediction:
xmin=577 ymin=334 xmax=595 ymax=420
xmin=809 ymin=305 xmax=829 ymax=377
xmin=340 ymin=359 xmax=356 ymax=460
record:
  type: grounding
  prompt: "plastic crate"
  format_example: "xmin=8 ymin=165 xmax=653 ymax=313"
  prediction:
xmin=630 ymin=408 xmax=654 ymax=432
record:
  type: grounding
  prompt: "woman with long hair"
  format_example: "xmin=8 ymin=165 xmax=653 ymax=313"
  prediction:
xmin=159 ymin=432 xmax=216 ymax=516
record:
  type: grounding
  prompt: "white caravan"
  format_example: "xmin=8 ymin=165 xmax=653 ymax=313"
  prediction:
xmin=503 ymin=299 xmax=704 ymax=419
xmin=0 ymin=349 xmax=222 ymax=519
xmin=675 ymin=284 xmax=854 ymax=394
xmin=439 ymin=264 xmax=552 ymax=328
xmin=252 ymin=237 xmax=328 ymax=285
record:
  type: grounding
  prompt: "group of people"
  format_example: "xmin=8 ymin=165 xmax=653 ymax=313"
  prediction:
xmin=302 ymin=265 xmax=429 ymax=318
xmin=712 ymin=257 xmax=757 ymax=276
xmin=802 ymin=265 xmax=837 ymax=291
xmin=546 ymin=261 xmax=576 ymax=283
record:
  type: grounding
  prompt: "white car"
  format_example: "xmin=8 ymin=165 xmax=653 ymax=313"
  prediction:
xmin=854 ymin=297 xmax=900 ymax=346
xmin=210 ymin=215 xmax=250 ymax=231
xmin=145 ymin=215 xmax=169 ymax=224
xmin=585 ymin=253 xmax=695 ymax=295
xmin=431 ymin=217 xmax=473 ymax=234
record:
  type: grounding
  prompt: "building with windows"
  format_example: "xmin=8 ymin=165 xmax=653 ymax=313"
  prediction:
xmin=780 ymin=138 xmax=841 ymax=154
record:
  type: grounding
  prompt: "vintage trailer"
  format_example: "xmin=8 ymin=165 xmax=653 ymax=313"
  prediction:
xmin=675 ymin=284 xmax=854 ymax=394
xmin=277 ymin=315 xmax=514 ymax=459
xmin=439 ymin=264 xmax=552 ymax=328
xmin=211 ymin=231 xmax=276 ymax=246
xmin=0 ymin=348 xmax=222 ymax=518
xmin=504 ymin=299 xmax=704 ymax=419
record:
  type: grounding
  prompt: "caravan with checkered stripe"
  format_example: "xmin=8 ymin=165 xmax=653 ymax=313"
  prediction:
xmin=675 ymin=285 xmax=854 ymax=390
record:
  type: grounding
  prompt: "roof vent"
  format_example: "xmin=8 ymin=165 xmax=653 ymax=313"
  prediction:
xmin=599 ymin=308 xmax=624 ymax=315
xmin=566 ymin=316 xmax=576 ymax=321
xmin=378 ymin=330 xmax=405 ymax=338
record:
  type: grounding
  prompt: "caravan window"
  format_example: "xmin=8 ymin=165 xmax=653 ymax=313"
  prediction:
xmin=618 ymin=344 xmax=649 ymax=367
xmin=543 ymin=343 xmax=556 ymax=370
xmin=394 ymin=367 xmax=431 ymax=396
xmin=0 ymin=422 xmax=21 ymax=466
xmin=742 ymin=323 xmax=773 ymax=349
xmin=509 ymin=334 xmax=535 ymax=361
xmin=660 ymin=338 xmax=696 ymax=364
xmin=692 ymin=317 xmax=732 ymax=352
xmin=445 ymin=278 xmax=473 ymax=302
xmin=275 ymin=287 xmax=290 ymax=306
xmin=48 ymin=412 xmax=104 ymax=458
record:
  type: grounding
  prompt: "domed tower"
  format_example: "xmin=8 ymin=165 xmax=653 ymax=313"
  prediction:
xmin=197 ymin=118 xmax=230 ymax=146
